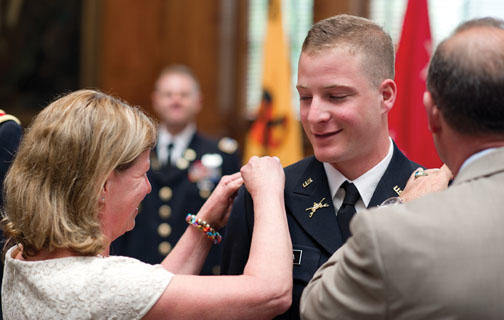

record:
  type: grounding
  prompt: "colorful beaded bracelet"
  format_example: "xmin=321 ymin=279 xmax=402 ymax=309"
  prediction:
xmin=185 ymin=214 xmax=222 ymax=244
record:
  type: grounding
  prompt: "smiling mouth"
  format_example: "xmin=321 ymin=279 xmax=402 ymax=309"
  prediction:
xmin=313 ymin=129 xmax=342 ymax=139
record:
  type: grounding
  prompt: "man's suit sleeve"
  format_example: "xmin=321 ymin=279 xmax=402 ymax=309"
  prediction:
xmin=220 ymin=186 xmax=254 ymax=275
xmin=300 ymin=209 xmax=387 ymax=320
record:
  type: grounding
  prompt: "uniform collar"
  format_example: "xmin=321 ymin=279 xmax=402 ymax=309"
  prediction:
xmin=323 ymin=138 xmax=394 ymax=207
xmin=157 ymin=124 xmax=196 ymax=164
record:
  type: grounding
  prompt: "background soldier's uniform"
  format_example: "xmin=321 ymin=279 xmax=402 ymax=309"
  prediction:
xmin=0 ymin=110 xmax=22 ymax=320
xmin=112 ymin=133 xmax=240 ymax=275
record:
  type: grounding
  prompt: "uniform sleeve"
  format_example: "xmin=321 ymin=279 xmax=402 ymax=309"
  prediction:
xmin=300 ymin=210 xmax=388 ymax=320
xmin=0 ymin=120 xmax=22 ymax=202
xmin=221 ymin=149 xmax=241 ymax=176
xmin=220 ymin=186 xmax=254 ymax=275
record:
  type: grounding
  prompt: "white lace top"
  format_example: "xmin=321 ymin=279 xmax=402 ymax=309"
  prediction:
xmin=2 ymin=246 xmax=173 ymax=319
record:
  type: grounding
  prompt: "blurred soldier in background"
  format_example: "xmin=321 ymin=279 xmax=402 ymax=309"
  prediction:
xmin=112 ymin=65 xmax=240 ymax=275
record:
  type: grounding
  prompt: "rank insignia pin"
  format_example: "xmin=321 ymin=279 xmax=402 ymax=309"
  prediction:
xmin=302 ymin=177 xmax=313 ymax=188
xmin=306 ymin=198 xmax=329 ymax=218
xmin=393 ymin=185 xmax=403 ymax=196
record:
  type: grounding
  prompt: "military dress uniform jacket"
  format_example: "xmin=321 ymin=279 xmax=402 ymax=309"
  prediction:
xmin=112 ymin=132 xmax=240 ymax=275
xmin=0 ymin=111 xmax=22 ymax=320
xmin=221 ymin=143 xmax=420 ymax=319
xmin=0 ymin=112 xmax=22 ymax=207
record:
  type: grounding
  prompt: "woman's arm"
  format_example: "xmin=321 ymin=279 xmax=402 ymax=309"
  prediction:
xmin=160 ymin=172 xmax=243 ymax=274
xmin=145 ymin=156 xmax=292 ymax=320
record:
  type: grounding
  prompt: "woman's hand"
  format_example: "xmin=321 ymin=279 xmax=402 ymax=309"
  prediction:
xmin=240 ymin=156 xmax=285 ymax=199
xmin=196 ymin=172 xmax=243 ymax=230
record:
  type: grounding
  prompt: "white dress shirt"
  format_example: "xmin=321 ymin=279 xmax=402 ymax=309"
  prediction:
xmin=156 ymin=123 xmax=196 ymax=166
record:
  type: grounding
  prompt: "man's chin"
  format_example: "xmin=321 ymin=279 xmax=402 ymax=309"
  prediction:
xmin=313 ymin=149 xmax=342 ymax=164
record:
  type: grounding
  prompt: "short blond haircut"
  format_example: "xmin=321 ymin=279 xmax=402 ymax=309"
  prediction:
xmin=155 ymin=64 xmax=201 ymax=94
xmin=2 ymin=89 xmax=157 ymax=258
xmin=302 ymin=14 xmax=395 ymax=87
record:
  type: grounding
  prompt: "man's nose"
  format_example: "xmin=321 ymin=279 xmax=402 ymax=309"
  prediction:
xmin=307 ymin=97 xmax=330 ymax=123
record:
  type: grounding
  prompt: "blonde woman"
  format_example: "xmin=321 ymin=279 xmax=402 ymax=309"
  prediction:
xmin=1 ymin=90 xmax=292 ymax=319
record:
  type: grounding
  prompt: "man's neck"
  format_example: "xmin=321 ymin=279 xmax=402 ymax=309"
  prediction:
xmin=449 ymin=135 xmax=504 ymax=177
xmin=164 ymin=124 xmax=187 ymax=136
xmin=331 ymin=136 xmax=391 ymax=181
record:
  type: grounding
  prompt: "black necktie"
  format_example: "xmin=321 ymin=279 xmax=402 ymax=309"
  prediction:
xmin=336 ymin=181 xmax=360 ymax=243
xmin=167 ymin=143 xmax=174 ymax=169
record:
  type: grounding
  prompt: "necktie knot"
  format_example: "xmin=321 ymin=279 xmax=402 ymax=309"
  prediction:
xmin=341 ymin=181 xmax=360 ymax=206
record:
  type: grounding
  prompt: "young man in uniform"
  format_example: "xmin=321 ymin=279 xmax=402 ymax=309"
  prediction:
xmin=221 ymin=15 xmax=420 ymax=319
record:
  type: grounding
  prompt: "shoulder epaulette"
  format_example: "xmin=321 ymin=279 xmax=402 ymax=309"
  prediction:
xmin=0 ymin=109 xmax=21 ymax=125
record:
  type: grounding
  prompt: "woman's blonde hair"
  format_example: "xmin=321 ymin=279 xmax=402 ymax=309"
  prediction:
xmin=2 ymin=89 xmax=156 ymax=257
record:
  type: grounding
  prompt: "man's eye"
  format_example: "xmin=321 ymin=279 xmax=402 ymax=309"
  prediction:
xmin=329 ymin=95 xmax=347 ymax=101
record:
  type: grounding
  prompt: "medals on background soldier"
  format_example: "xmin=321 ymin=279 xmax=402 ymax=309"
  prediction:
xmin=306 ymin=198 xmax=329 ymax=218
xmin=188 ymin=153 xmax=223 ymax=199
xmin=218 ymin=137 xmax=238 ymax=154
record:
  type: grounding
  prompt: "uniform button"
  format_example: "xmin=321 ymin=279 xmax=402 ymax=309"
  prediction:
xmin=183 ymin=148 xmax=197 ymax=162
xmin=212 ymin=265 xmax=221 ymax=275
xmin=176 ymin=158 xmax=189 ymax=170
xmin=159 ymin=187 xmax=172 ymax=201
xmin=199 ymin=189 xmax=211 ymax=199
xmin=158 ymin=241 xmax=172 ymax=255
xmin=159 ymin=205 xmax=171 ymax=219
xmin=157 ymin=223 xmax=172 ymax=237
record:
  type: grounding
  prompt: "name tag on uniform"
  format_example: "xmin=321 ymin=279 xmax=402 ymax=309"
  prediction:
xmin=293 ymin=249 xmax=303 ymax=265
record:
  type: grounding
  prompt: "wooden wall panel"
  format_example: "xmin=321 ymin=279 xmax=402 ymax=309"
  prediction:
xmin=99 ymin=0 xmax=229 ymax=137
xmin=158 ymin=1 xmax=222 ymax=136
xmin=100 ymin=0 xmax=163 ymax=116
xmin=313 ymin=0 xmax=369 ymax=22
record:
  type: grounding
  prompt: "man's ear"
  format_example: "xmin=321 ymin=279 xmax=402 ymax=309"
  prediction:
xmin=195 ymin=94 xmax=203 ymax=114
xmin=423 ymin=91 xmax=441 ymax=133
xmin=379 ymin=79 xmax=397 ymax=113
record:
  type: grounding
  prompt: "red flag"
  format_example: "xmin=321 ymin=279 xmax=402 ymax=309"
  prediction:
xmin=389 ymin=0 xmax=442 ymax=168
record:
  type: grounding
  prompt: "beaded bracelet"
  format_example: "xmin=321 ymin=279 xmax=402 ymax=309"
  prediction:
xmin=185 ymin=214 xmax=222 ymax=244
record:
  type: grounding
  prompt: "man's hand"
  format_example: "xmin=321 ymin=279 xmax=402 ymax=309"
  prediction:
xmin=401 ymin=164 xmax=453 ymax=202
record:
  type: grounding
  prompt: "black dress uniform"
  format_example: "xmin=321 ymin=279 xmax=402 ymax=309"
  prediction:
xmin=0 ymin=110 xmax=22 ymax=320
xmin=112 ymin=132 xmax=240 ymax=275
xmin=221 ymin=143 xmax=420 ymax=319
